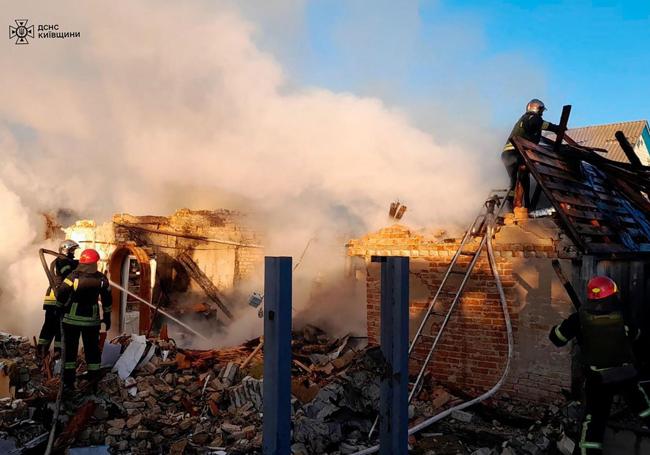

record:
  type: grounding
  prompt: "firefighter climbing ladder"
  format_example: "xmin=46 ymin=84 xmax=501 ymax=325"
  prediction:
xmin=369 ymin=189 xmax=509 ymax=438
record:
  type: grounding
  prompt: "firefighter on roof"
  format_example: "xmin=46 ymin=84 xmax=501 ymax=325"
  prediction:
xmin=55 ymin=248 xmax=112 ymax=390
xmin=503 ymin=98 xmax=561 ymax=210
xmin=37 ymin=239 xmax=79 ymax=360
xmin=549 ymin=276 xmax=650 ymax=454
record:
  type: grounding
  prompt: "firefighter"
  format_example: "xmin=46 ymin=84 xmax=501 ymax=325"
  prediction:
xmin=549 ymin=276 xmax=650 ymax=454
xmin=55 ymin=248 xmax=112 ymax=390
xmin=37 ymin=239 xmax=79 ymax=360
xmin=502 ymin=99 xmax=561 ymax=209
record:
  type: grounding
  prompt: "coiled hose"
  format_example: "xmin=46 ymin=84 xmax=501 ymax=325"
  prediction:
xmin=350 ymin=217 xmax=514 ymax=455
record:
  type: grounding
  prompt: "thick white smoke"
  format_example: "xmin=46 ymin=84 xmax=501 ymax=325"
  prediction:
xmin=0 ymin=1 xmax=505 ymax=340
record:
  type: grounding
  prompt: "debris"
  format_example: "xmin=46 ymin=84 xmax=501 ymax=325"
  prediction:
xmin=556 ymin=434 xmax=575 ymax=455
xmin=68 ymin=446 xmax=110 ymax=454
xmin=2 ymin=325 xmax=605 ymax=455
xmin=20 ymin=432 xmax=49 ymax=450
xmin=112 ymin=335 xmax=147 ymax=380
xmin=240 ymin=339 xmax=263 ymax=369
xmin=431 ymin=387 xmax=452 ymax=410
xmin=135 ymin=344 xmax=156 ymax=371
xmin=219 ymin=362 xmax=239 ymax=387
xmin=99 ymin=340 xmax=121 ymax=369
xmin=54 ymin=401 xmax=97 ymax=449
xmin=229 ymin=376 xmax=263 ymax=410
xmin=292 ymin=379 xmax=320 ymax=404
xmin=451 ymin=409 xmax=474 ymax=423
xmin=0 ymin=363 xmax=12 ymax=398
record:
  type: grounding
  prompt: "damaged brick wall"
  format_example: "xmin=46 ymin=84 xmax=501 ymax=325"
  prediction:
xmin=64 ymin=209 xmax=264 ymax=331
xmin=112 ymin=209 xmax=263 ymax=288
xmin=349 ymin=223 xmax=575 ymax=404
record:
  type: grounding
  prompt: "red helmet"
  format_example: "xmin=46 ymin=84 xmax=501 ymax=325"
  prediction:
xmin=79 ymin=249 xmax=100 ymax=264
xmin=587 ymin=276 xmax=618 ymax=301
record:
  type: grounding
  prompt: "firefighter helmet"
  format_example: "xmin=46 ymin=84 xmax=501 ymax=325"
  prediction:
xmin=587 ymin=276 xmax=618 ymax=301
xmin=79 ymin=249 xmax=100 ymax=264
xmin=526 ymin=98 xmax=546 ymax=114
xmin=59 ymin=239 xmax=79 ymax=257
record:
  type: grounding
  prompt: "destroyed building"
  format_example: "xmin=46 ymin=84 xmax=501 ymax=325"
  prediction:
xmin=63 ymin=209 xmax=264 ymax=335
xmin=348 ymin=122 xmax=650 ymax=406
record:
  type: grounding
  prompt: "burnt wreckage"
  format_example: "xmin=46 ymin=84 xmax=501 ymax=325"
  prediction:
xmin=512 ymin=110 xmax=650 ymax=378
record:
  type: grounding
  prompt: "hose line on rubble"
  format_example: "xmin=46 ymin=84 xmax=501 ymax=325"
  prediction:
xmin=349 ymin=218 xmax=514 ymax=455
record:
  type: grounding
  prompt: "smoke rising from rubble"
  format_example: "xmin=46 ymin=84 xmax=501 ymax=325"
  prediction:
xmin=0 ymin=1 xmax=504 ymax=341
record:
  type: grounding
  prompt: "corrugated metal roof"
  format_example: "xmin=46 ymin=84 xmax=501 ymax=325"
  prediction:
xmin=564 ymin=120 xmax=648 ymax=163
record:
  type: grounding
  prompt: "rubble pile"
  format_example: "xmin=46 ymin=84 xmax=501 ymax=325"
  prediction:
xmin=409 ymin=400 xmax=578 ymax=455
xmin=0 ymin=327 xmax=375 ymax=454
xmin=0 ymin=332 xmax=54 ymax=452
xmin=2 ymin=329 xmax=645 ymax=454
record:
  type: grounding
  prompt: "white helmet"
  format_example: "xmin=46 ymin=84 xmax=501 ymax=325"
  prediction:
xmin=59 ymin=239 xmax=79 ymax=257
xmin=526 ymin=98 xmax=546 ymax=114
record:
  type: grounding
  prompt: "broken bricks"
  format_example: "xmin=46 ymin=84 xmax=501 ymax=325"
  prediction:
xmin=6 ymin=325 xmax=591 ymax=455
xmin=218 ymin=361 xmax=239 ymax=387
xmin=228 ymin=375 xmax=263 ymax=410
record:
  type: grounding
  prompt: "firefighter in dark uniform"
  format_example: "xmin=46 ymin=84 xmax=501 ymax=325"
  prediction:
xmin=55 ymin=248 xmax=112 ymax=389
xmin=549 ymin=276 xmax=650 ymax=454
xmin=503 ymin=98 xmax=561 ymax=209
xmin=37 ymin=239 xmax=79 ymax=360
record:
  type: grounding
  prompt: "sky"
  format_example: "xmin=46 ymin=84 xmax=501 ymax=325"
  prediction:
xmin=240 ymin=0 xmax=650 ymax=132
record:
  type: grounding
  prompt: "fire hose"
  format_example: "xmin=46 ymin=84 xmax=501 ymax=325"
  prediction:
xmin=349 ymin=216 xmax=514 ymax=455
xmin=39 ymin=248 xmax=68 ymax=455
xmin=107 ymin=280 xmax=209 ymax=341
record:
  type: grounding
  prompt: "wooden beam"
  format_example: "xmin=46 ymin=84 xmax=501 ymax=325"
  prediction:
xmin=615 ymin=130 xmax=643 ymax=169
xmin=178 ymin=252 xmax=234 ymax=320
xmin=553 ymin=105 xmax=572 ymax=154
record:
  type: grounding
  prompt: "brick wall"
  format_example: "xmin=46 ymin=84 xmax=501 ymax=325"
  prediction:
xmin=349 ymin=222 xmax=575 ymax=404
xmin=66 ymin=210 xmax=264 ymax=290
xmin=113 ymin=209 xmax=263 ymax=288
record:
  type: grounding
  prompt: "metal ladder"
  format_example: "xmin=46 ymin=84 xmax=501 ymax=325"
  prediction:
xmin=368 ymin=189 xmax=508 ymax=438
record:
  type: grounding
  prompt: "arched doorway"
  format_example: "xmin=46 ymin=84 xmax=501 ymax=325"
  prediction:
xmin=108 ymin=245 xmax=152 ymax=336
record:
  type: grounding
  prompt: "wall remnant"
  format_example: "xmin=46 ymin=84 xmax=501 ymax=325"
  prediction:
xmin=348 ymin=220 xmax=577 ymax=404
xmin=64 ymin=209 xmax=264 ymax=335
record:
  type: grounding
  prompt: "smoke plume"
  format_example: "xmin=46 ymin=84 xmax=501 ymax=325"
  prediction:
xmin=0 ymin=1 xmax=507 ymax=341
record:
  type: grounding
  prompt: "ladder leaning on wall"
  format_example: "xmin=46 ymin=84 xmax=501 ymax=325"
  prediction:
xmin=368 ymin=189 xmax=509 ymax=438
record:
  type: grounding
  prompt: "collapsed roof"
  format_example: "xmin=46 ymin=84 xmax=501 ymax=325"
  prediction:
xmin=513 ymin=128 xmax=650 ymax=256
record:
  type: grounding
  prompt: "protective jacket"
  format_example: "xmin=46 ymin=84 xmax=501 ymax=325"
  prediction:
xmin=550 ymin=305 xmax=650 ymax=454
xmin=503 ymin=112 xmax=560 ymax=152
xmin=549 ymin=309 xmax=639 ymax=371
xmin=55 ymin=264 xmax=112 ymax=327
xmin=43 ymin=257 xmax=78 ymax=309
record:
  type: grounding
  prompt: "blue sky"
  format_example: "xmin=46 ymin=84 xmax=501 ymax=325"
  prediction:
xmin=245 ymin=0 xmax=649 ymax=135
